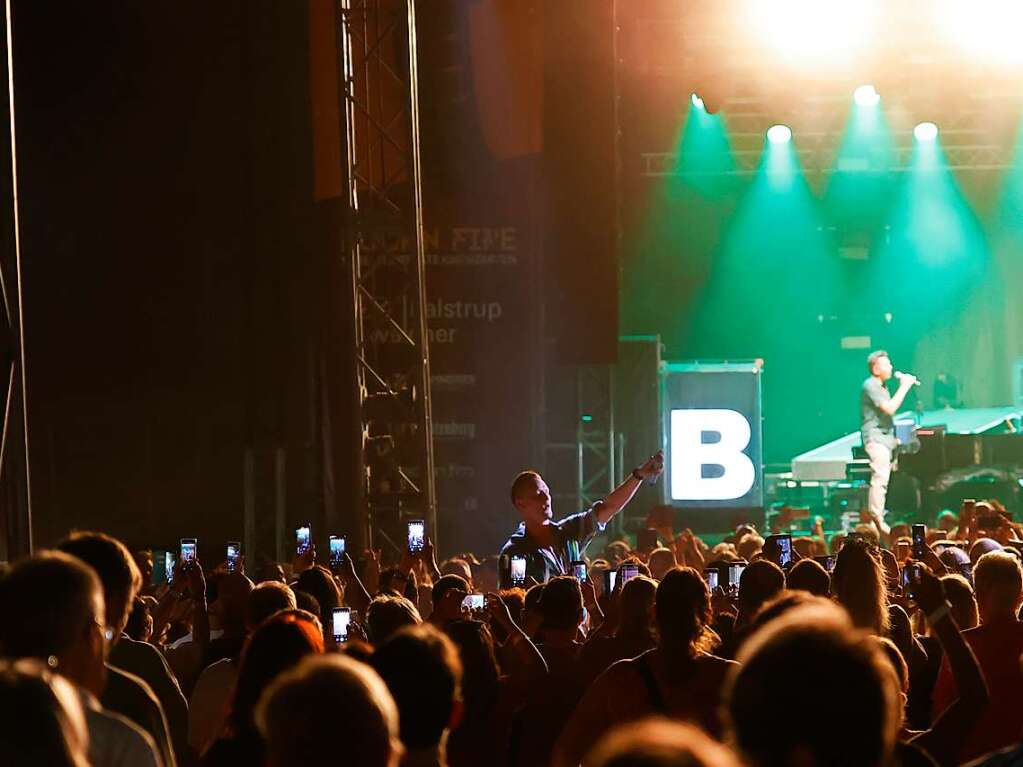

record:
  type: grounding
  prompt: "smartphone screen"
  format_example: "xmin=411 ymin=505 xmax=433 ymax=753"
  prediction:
xmin=814 ymin=555 xmax=835 ymax=573
xmin=912 ymin=524 xmax=927 ymax=560
xmin=604 ymin=568 xmax=618 ymax=594
xmin=226 ymin=542 xmax=240 ymax=572
xmin=180 ymin=538 xmax=197 ymax=564
xmin=571 ymin=561 xmax=588 ymax=582
xmin=704 ymin=569 xmax=719 ymax=590
xmin=332 ymin=607 xmax=351 ymax=643
xmin=902 ymin=563 xmax=920 ymax=598
xmin=766 ymin=534 xmax=792 ymax=568
xmin=461 ymin=593 xmax=485 ymax=612
xmin=295 ymin=525 xmax=311 ymax=555
xmin=620 ymin=564 xmax=640 ymax=585
xmin=166 ymin=552 xmax=176 ymax=585
xmin=329 ymin=536 xmax=346 ymax=566
xmin=510 ymin=555 xmax=527 ymax=586
xmin=407 ymin=520 xmax=425 ymax=553
xmin=154 ymin=550 xmax=173 ymax=585
xmin=728 ymin=563 xmax=746 ymax=588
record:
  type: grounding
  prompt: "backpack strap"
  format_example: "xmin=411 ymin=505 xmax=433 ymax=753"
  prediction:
xmin=636 ymin=651 xmax=667 ymax=713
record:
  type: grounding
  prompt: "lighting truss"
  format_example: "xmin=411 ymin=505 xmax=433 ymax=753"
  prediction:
xmin=338 ymin=0 xmax=437 ymax=552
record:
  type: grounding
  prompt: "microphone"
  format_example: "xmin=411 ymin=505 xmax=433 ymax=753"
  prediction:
xmin=895 ymin=371 xmax=920 ymax=387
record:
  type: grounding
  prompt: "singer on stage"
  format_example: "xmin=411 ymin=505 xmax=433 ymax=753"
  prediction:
xmin=861 ymin=350 xmax=918 ymax=525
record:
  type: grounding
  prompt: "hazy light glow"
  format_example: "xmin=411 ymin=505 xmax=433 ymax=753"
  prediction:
xmin=914 ymin=122 xmax=939 ymax=142
xmin=938 ymin=0 xmax=1023 ymax=65
xmin=767 ymin=124 xmax=792 ymax=144
xmin=853 ymin=84 xmax=880 ymax=107
xmin=745 ymin=0 xmax=878 ymax=62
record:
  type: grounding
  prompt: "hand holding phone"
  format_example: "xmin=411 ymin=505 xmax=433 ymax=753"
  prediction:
xmin=571 ymin=561 xmax=588 ymax=582
xmin=901 ymin=562 xmax=921 ymax=599
xmin=619 ymin=563 xmax=640 ymax=585
xmin=510 ymin=554 xmax=527 ymax=587
xmin=295 ymin=524 xmax=311 ymax=556
xmin=164 ymin=551 xmax=176 ymax=585
xmin=180 ymin=538 xmax=197 ymax=564
xmin=727 ymin=562 xmax=746 ymax=591
xmin=765 ymin=534 xmax=793 ymax=569
xmin=813 ymin=555 xmax=835 ymax=573
xmin=703 ymin=568 xmax=720 ymax=590
xmin=332 ymin=607 xmax=351 ymax=643
xmin=461 ymin=593 xmax=485 ymax=613
xmin=407 ymin=520 xmax=425 ymax=554
xmin=329 ymin=536 xmax=346 ymax=569
xmin=603 ymin=568 xmax=618 ymax=596
xmin=911 ymin=524 xmax=927 ymax=560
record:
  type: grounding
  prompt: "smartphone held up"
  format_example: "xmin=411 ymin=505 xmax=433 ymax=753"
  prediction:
xmin=295 ymin=524 xmax=312 ymax=556
xmin=329 ymin=536 xmax=346 ymax=569
xmin=407 ymin=520 xmax=425 ymax=554
xmin=332 ymin=607 xmax=351 ymax=643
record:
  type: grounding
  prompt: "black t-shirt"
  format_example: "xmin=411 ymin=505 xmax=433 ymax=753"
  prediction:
xmin=861 ymin=376 xmax=896 ymax=449
xmin=498 ymin=506 xmax=604 ymax=588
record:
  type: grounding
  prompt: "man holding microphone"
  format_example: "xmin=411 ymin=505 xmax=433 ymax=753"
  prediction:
xmin=861 ymin=350 xmax=918 ymax=534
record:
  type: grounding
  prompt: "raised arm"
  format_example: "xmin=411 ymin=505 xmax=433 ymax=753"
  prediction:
xmin=487 ymin=592 xmax=548 ymax=680
xmin=909 ymin=563 xmax=988 ymax=767
xmin=878 ymin=374 xmax=917 ymax=416
xmin=595 ymin=451 xmax=664 ymax=525
xmin=338 ymin=552 xmax=372 ymax=614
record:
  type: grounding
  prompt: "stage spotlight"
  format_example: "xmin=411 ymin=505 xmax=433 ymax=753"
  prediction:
xmin=767 ymin=124 xmax=792 ymax=144
xmin=938 ymin=0 xmax=1023 ymax=66
xmin=914 ymin=122 xmax=938 ymax=142
xmin=745 ymin=0 xmax=879 ymax=62
xmin=691 ymin=93 xmax=705 ymax=111
xmin=853 ymin=85 xmax=880 ymax=107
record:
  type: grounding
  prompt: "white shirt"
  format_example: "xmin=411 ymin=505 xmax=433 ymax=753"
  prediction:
xmin=79 ymin=688 xmax=164 ymax=767
xmin=188 ymin=657 xmax=238 ymax=755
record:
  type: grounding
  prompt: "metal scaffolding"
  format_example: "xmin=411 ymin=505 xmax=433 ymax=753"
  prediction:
xmin=0 ymin=1 xmax=31 ymax=560
xmin=338 ymin=0 xmax=436 ymax=553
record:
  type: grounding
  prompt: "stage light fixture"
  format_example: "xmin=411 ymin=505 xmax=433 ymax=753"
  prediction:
xmin=691 ymin=93 xmax=705 ymax=111
xmin=914 ymin=122 xmax=938 ymax=142
xmin=745 ymin=0 xmax=878 ymax=62
xmin=938 ymin=0 xmax=1023 ymax=66
xmin=767 ymin=124 xmax=792 ymax=144
xmin=853 ymin=85 xmax=880 ymax=107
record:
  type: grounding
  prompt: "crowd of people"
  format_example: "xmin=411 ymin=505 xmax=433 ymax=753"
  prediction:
xmin=2 ymin=490 xmax=1023 ymax=767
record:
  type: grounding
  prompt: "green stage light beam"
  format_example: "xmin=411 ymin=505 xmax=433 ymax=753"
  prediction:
xmin=875 ymin=131 xmax=992 ymax=393
xmin=988 ymin=117 xmax=1023 ymax=401
xmin=825 ymin=89 xmax=897 ymax=232
xmin=620 ymin=98 xmax=738 ymax=351
xmin=685 ymin=130 xmax=839 ymax=462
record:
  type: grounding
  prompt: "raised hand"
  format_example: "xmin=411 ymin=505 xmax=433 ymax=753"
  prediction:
xmin=292 ymin=544 xmax=316 ymax=575
xmin=637 ymin=450 xmax=665 ymax=481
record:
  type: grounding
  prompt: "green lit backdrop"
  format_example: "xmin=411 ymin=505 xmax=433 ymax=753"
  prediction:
xmin=621 ymin=96 xmax=1023 ymax=465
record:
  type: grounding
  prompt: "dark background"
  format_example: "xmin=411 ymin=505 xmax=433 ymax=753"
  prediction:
xmin=9 ymin=0 xmax=566 ymax=559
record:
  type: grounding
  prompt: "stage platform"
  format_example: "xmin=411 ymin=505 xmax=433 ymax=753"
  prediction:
xmin=791 ymin=406 xmax=1023 ymax=481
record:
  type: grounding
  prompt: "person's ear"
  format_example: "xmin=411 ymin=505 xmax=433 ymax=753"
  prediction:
xmin=448 ymin=698 xmax=464 ymax=732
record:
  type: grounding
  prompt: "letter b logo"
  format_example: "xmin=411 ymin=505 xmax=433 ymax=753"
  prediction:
xmin=670 ymin=409 xmax=755 ymax=501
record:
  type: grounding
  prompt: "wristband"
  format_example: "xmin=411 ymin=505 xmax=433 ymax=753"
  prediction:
xmin=926 ymin=603 xmax=950 ymax=625
xmin=631 ymin=468 xmax=643 ymax=482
